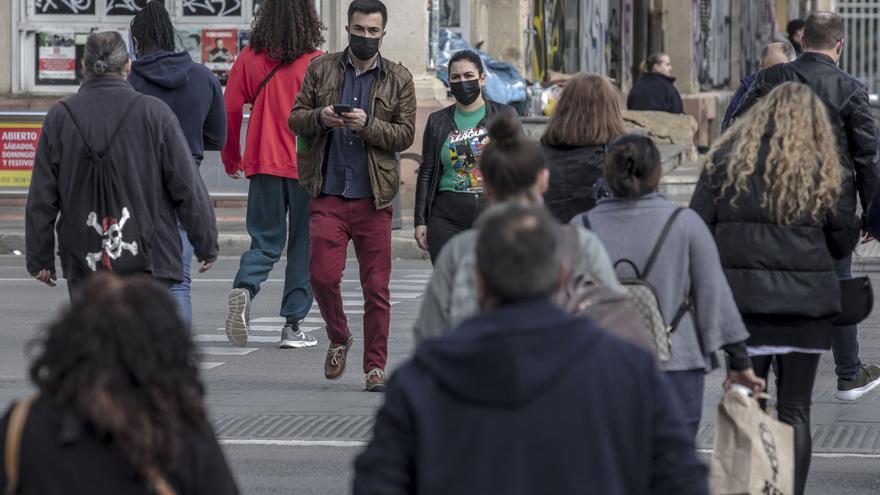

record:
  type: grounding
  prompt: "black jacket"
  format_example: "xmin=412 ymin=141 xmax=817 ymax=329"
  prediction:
xmin=129 ymin=51 xmax=227 ymax=163
xmin=542 ymin=143 xmax=607 ymax=222
xmin=414 ymin=100 xmax=517 ymax=226
xmin=354 ymin=299 xmax=708 ymax=495
xmin=627 ymin=73 xmax=684 ymax=114
xmin=734 ymin=52 xmax=880 ymax=215
xmin=0 ymin=396 xmax=239 ymax=495
xmin=26 ymin=77 xmax=219 ymax=282
xmin=690 ymin=139 xmax=860 ymax=349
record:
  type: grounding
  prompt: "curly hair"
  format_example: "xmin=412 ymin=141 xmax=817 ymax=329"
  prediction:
xmin=29 ymin=274 xmax=209 ymax=479
xmin=705 ymin=82 xmax=841 ymax=224
xmin=249 ymin=0 xmax=324 ymax=63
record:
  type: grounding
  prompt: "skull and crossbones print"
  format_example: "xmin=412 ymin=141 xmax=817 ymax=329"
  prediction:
xmin=85 ymin=207 xmax=139 ymax=271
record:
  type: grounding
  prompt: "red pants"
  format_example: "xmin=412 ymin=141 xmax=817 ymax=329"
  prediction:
xmin=309 ymin=196 xmax=392 ymax=373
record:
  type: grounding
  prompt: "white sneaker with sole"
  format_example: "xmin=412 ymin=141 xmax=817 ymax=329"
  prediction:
xmin=225 ymin=288 xmax=251 ymax=347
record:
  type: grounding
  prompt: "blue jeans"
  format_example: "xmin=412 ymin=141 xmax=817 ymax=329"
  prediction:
xmin=664 ymin=369 xmax=705 ymax=441
xmin=832 ymin=255 xmax=862 ymax=380
xmin=233 ymin=175 xmax=313 ymax=322
xmin=170 ymin=221 xmax=194 ymax=330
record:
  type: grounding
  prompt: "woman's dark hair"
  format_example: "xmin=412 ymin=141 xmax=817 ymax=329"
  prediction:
xmin=640 ymin=52 xmax=667 ymax=74
xmin=787 ymin=18 xmax=806 ymax=38
xmin=604 ymin=134 xmax=662 ymax=198
xmin=129 ymin=0 xmax=177 ymax=54
xmin=482 ymin=113 xmax=547 ymax=201
xmin=29 ymin=274 xmax=209 ymax=478
xmin=83 ymin=31 xmax=129 ymax=77
xmin=448 ymin=50 xmax=484 ymax=75
xmin=541 ymin=73 xmax=626 ymax=147
xmin=250 ymin=0 xmax=325 ymax=63
xmin=348 ymin=0 xmax=388 ymax=27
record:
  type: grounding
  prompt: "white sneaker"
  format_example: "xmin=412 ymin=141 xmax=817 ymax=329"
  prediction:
xmin=279 ymin=323 xmax=318 ymax=349
xmin=225 ymin=288 xmax=250 ymax=347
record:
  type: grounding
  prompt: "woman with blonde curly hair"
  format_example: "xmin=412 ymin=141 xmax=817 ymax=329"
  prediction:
xmin=690 ymin=82 xmax=861 ymax=495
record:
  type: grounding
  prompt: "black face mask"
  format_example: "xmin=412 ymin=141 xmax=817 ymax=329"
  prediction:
xmin=349 ymin=33 xmax=381 ymax=61
xmin=450 ymin=79 xmax=482 ymax=105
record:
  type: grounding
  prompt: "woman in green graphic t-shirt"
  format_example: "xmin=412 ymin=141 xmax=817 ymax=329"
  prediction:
xmin=414 ymin=50 xmax=518 ymax=263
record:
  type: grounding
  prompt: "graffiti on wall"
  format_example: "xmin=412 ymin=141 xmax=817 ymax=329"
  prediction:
xmin=35 ymin=0 xmax=95 ymax=15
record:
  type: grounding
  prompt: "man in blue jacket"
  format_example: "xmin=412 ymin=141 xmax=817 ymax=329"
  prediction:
xmin=128 ymin=1 xmax=227 ymax=329
xmin=720 ymin=41 xmax=795 ymax=131
xmin=353 ymin=205 xmax=708 ymax=495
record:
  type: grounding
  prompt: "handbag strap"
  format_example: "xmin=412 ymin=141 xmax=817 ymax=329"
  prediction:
xmin=642 ymin=207 xmax=685 ymax=279
xmin=59 ymin=95 xmax=143 ymax=155
xmin=252 ymin=62 xmax=288 ymax=103
xmin=4 ymin=396 xmax=36 ymax=495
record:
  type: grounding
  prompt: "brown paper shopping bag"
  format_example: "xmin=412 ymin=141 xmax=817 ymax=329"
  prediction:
xmin=709 ymin=388 xmax=795 ymax=495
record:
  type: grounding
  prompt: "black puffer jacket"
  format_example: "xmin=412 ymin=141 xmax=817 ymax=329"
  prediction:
xmin=541 ymin=144 xmax=607 ymax=223
xmin=734 ymin=52 xmax=880 ymax=216
xmin=690 ymin=139 xmax=860 ymax=349
xmin=626 ymin=73 xmax=684 ymax=114
xmin=414 ymin=100 xmax=517 ymax=226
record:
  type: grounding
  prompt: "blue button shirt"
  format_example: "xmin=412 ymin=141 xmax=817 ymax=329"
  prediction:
xmin=322 ymin=55 xmax=379 ymax=199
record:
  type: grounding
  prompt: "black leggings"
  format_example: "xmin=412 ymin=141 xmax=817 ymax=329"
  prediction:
xmin=750 ymin=353 xmax=821 ymax=495
xmin=426 ymin=192 xmax=488 ymax=263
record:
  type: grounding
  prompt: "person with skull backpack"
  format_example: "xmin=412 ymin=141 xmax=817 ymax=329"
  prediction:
xmin=571 ymin=134 xmax=765 ymax=442
xmin=25 ymin=31 xmax=218 ymax=297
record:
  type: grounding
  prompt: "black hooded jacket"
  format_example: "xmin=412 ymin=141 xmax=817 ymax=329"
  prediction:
xmin=129 ymin=51 xmax=226 ymax=163
xmin=734 ymin=52 xmax=880 ymax=216
xmin=542 ymin=143 xmax=607 ymax=222
xmin=690 ymin=136 xmax=860 ymax=349
xmin=354 ymin=299 xmax=708 ymax=495
xmin=626 ymin=72 xmax=684 ymax=114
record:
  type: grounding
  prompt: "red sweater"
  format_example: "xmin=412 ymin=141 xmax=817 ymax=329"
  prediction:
xmin=221 ymin=48 xmax=322 ymax=179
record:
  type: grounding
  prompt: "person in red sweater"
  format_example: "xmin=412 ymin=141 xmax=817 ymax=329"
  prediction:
xmin=221 ymin=0 xmax=323 ymax=349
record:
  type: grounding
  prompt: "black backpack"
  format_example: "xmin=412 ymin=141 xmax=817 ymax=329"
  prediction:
xmin=60 ymin=96 xmax=148 ymax=275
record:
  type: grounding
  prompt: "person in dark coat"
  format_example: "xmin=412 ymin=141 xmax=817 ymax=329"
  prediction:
xmin=414 ymin=50 xmax=517 ymax=262
xmin=691 ymin=82 xmax=861 ymax=495
xmin=129 ymin=1 xmax=226 ymax=329
xmin=626 ymin=52 xmax=683 ymax=114
xmin=0 ymin=274 xmax=239 ymax=495
xmin=25 ymin=31 xmax=218 ymax=295
xmin=540 ymin=73 xmax=626 ymax=223
xmin=720 ymin=41 xmax=794 ymax=131
xmin=355 ymin=205 xmax=709 ymax=495
xmin=787 ymin=18 xmax=806 ymax=55
xmin=734 ymin=11 xmax=880 ymax=402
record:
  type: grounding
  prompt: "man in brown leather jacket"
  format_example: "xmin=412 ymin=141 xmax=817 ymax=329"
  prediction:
xmin=289 ymin=0 xmax=416 ymax=392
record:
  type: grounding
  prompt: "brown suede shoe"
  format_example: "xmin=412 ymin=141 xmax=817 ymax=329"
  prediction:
xmin=324 ymin=336 xmax=353 ymax=380
xmin=365 ymin=368 xmax=386 ymax=392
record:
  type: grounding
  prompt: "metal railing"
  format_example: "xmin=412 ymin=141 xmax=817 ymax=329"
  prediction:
xmin=839 ymin=1 xmax=880 ymax=95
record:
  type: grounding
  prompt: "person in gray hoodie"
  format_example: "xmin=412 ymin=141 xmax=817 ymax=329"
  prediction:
xmin=128 ymin=1 xmax=227 ymax=329
xmin=572 ymin=135 xmax=764 ymax=440
xmin=413 ymin=113 xmax=621 ymax=343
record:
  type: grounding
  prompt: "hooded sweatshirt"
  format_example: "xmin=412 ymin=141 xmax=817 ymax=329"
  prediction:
xmin=355 ymin=299 xmax=709 ymax=495
xmin=129 ymin=51 xmax=226 ymax=163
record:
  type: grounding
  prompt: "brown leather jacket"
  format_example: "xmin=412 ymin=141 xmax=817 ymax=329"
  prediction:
xmin=288 ymin=50 xmax=417 ymax=209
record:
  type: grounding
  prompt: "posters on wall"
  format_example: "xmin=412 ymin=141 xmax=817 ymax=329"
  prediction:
xmin=202 ymin=29 xmax=238 ymax=84
xmin=238 ymin=31 xmax=251 ymax=53
xmin=37 ymin=32 xmax=76 ymax=80
xmin=0 ymin=124 xmax=42 ymax=188
xmin=178 ymin=28 xmax=203 ymax=63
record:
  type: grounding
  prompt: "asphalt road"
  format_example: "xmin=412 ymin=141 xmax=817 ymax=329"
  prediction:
xmin=1 ymin=255 xmax=879 ymax=494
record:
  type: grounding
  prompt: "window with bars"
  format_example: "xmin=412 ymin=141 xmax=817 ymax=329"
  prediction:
xmin=837 ymin=1 xmax=880 ymax=94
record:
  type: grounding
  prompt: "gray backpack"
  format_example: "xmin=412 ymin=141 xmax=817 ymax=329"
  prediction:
xmin=581 ymin=209 xmax=692 ymax=362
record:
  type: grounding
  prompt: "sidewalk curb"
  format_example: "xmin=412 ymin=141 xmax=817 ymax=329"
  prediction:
xmin=0 ymin=231 xmax=431 ymax=261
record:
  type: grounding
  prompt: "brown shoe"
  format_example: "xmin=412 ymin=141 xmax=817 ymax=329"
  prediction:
xmin=324 ymin=336 xmax=353 ymax=380
xmin=365 ymin=368 xmax=386 ymax=392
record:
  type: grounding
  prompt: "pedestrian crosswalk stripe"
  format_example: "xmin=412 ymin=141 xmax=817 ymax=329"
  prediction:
xmin=198 ymin=362 xmax=224 ymax=370
xmin=199 ymin=347 xmax=258 ymax=356
xmin=194 ymin=335 xmax=279 ymax=343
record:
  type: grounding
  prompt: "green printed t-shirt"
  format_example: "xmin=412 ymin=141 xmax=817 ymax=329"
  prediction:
xmin=439 ymin=105 xmax=489 ymax=193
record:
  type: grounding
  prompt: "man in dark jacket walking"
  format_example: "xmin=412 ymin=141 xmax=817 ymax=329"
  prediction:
xmin=721 ymin=41 xmax=794 ymax=131
xmin=734 ymin=11 xmax=880 ymax=401
xmin=353 ymin=205 xmax=708 ymax=495
xmin=128 ymin=1 xmax=226 ymax=329
xmin=26 ymin=31 xmax=218 ymax=294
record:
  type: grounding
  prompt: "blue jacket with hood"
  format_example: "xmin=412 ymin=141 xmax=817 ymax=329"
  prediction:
xmin=129 ymin=51 xmax=226 ymax=163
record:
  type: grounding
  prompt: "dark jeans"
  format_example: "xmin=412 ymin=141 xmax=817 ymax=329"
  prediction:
xmin=832 ymin=255 xmax=862 ymax=379
xmin=169 ymin=221 xmax=194 ymax=330
xmin=426 ymin=192 xmax=488 ymax=263
xmin=664 ymin=369 xmax=705 ymax=441
xmin=233 ymin=175 xmax=313 ymax=322
xmin=751 ymin=353 xmax=821 ymax=495
xmin=309 ymin=196 xmax=392 ymax=373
